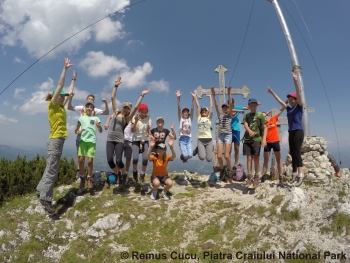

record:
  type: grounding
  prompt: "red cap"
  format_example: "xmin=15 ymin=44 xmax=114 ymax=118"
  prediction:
xmin=138 ymin=104 xmax=149 ymax=111
xmin=287 ymin=92 xmax=297 ymax=99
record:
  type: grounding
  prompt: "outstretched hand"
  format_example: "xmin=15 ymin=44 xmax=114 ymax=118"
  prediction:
xmin=149 ymin=135 xmax=156 ymax=147
xmin=102 ymin=98 xmax=107 ymax=103
xmin=205 ymin=94 xmax=211 ymax=99
xmin=170 ymin=122 xmax=174 ymax=130
xmin=227 ymin=86 xmax=232 ymax=93
xmin=267 ymin=86 xmax=273 ymax=94
xmin=291 ymin=72 xmax=298 ymax=81
xmin=69 ymin=92 xmax=75 ymax=98
xmin=190 ymin=92 xmax=197 ymax=98
xmin=115 ymin=76 xmax=122 ymax=86
xmin=64 ymin=58 xmax=73 ymax=69
xmin=72 ymin=70 xmax=77 ymax=80
xmin=168 ymin=134 xmax=174 ymax=147
xmin=175 ymin=90 xmax=182 ymax=97
xmin=210 ymin=87 xmax=215 ymax=95
xmin=134 ymin=115 xmax=140 ymax=122
xmin=141 ymin=88 xmax=150 ymax=96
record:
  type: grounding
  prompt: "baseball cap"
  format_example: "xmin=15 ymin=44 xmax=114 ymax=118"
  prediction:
xmin=156 ymin=117 xmax=164 ymax=122
xmin=122 ymin=101 xmax=132 ymax=109
xmin=248 ymin=98 xmax=258 ymax=104
xmin=85 ymin=100 xmax=94 ymax=107
xmin=139 ymin=104 xmax=149 ymax=111
xmin=156 ymin=143 xmax=166 ymax=150
xmin=182 ymin=108 xmax=189 ymax=113
xmin=286 ymin=92 xmax=297 ymax=99
xmin=52 ymin=89 xmax=69 ymax=96
xmin=201 ymin=107 xmax=209 ymax=112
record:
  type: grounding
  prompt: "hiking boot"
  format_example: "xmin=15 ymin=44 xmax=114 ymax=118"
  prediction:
xmin=227 ymin=170 xmax=233 ymax=183
xmin=133 ymin=170 xmax=138 ymax=183
xmin=245 ymin=174 xmax=253 ymax=188
xmin=193 ymin=147 xmax=198 ymax=156
xmin=140 ymin=173 xmax=145 ymax=184
xmin=87 ymin=176 xmax=93 ymax=189
xmin=77 ymin=176 xmax=85 ymax=195
xmin=253 ymin=175 xmax=260 ymax=188
xmin=290 ymin=173 xmax=297 ymax=183
xmin=278 ymin=176 xmax=283 ymax=186
xmin=40 ymin=199 xmax=56 ymax=214
xmin=117 ymin=171 xmax=122 ymax=184
xmin=180 ymin=154 xmax=185 ymax=163
xmin=162 ymin=191 xmax=170 ymax=200
xmin=219 ymin=169 xmax=225 ymax=181
xmin=295 ymin=174 xmax=305 ymax=187
xmin=150 ymin=190 xmax=157 ymax=200
xmin=122 ymin=173 xmax=128 ymax=185
xmin=261 ymin=174 xmax=268 ymax=183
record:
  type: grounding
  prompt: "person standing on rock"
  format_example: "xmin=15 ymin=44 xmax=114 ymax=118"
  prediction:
xmin=147 ymin=134 xmax=176 ymax=200
xmin=36 ymin=58 xmax=73 ymax=214
xmin=261 ymin=87 xmax=287 ymax=185
xmin=287 ymin=72 xmax=305 ymax=186
xmin=191 ymin=93 xmax=213 ymax=162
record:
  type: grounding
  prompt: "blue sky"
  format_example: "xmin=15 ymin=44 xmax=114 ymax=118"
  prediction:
xmin=0 ymin=0 xmax=349 ymax=167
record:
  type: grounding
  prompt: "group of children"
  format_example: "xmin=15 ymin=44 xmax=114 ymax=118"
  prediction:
xmin=36 ymin=58 xmax=305 ymax=214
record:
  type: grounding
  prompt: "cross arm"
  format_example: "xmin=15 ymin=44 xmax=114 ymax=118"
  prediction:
xmin=194 ymin=84 xmax=251 ymax=99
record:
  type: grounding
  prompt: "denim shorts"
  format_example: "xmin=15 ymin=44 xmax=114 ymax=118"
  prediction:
xmin=218 ymin=133 xmax=232 ymax=144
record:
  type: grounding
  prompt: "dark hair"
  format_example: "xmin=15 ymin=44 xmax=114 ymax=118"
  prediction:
xmin=86 ymin=94 xmax=95 ymax=100
xmin=154 ymin=150 xmax=167 ymax=163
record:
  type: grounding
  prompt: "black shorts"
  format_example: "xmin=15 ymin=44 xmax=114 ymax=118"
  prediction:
xmin=243 ymin=141 xmax=261 ymax=156
xmin=264 ymin=142 xmax=281 ymax=152
xmin=124 ymin=140 xmax=132 ymax=158
xmin=151 ymin=175 xmax=170 ymax=185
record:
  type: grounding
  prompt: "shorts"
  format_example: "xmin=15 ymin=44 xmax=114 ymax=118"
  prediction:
xmin=264 ymin=142 xmax=281 ymax=152
xmin=232 ymin=130 xmax=241 ymax=145
xmin=78 ymin=141 xmax=96 ymax=158
xmin=124 ymin=140 xmax=132 ymax=158
xmin=151 ymin=175 xmax=169 ymax=185
xmin=218 ymin=133 xmax=232 ymax=144
xmin=243 ymin=141 xmax=261 ymax=156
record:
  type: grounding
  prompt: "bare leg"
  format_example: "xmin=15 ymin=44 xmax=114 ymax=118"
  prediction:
xmin=262 ymin=151 xmax=270 ymax=175
xmin=275 ymin=151 xmax=282 ymax=176
xmin=253 ymin=156 xmax=260 ymax=176
xmin=224 ymin=143 xmax=232 ymax=170
xmin=163 ymin=178 xmax=173 ymax=193
xmin=78 ymin=156 xmax=85 ymax=174
xmin=87 ymin=158 xmax=93 ymax=176
xmin=247 ymin=155 xmax=252 ymax=174
xmin=217 ymin=143 xmax=224 ymax=169
xmin=234 ymin=144 xmax=240 ymax=167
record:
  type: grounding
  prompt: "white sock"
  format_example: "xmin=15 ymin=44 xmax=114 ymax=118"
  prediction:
xmin=297 ymin=173 xmax=303 ymax=178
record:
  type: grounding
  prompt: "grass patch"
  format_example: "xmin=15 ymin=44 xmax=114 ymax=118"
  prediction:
xmin=320 ymin=212 xmax=350 ymax=236
xmin=278 ymin=203 xmax=300 ymax=221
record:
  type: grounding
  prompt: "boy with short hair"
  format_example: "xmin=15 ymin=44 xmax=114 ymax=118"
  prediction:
xmin=74 ymin=98 xmax=103 ymax=194
xmin=241 ymin=98 xmax=267 ymax=188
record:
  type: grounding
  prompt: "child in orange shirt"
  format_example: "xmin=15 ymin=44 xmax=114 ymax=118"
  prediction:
xmin=146 ymin=134 xmax=176 ymax=200
xmin=261 ymin=87 xmax=287 ymax=185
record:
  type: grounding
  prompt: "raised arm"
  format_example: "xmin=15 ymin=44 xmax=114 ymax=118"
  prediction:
xmin=111 ymin=76 xmax=121 ymax=112
xmin=127 ymin=88 xmax=150 ymax=122
xmin=207 ymin=94 xmax=213 ymax=119
xmin=211 ymin=87 xmax=220 ymax=118
xmin=228 ymin=86 xmax=233 ymax=115
xmin=131 ymin=115 xmax=139 ymax=133
xmin=168 ymin=134 xmax=176 ymax=160
xmin=267 ymin=86 xmax=287 ymax=117
xmin=292 ymin=72 xmax=303 ymax=106
xmin=67 ymin=92 xmax=75 ymax=111
xmin=190 ymin=95 xmax=195 ymax=121
xmin=64 ymin=70 xmax=76 ymax=106
xmin=104 ymin=115 xmax=113 ymax=130
xmin=176 ymin=90 xmax=182 ymax=121
xmin=52 ymin=58 xmax=73 ymax=105
xmin=146 ymin=136 xmax=156 ymax=161
xmin=170 ymin=122 xmax=176 ymax=140
xmin=101 ymin=98 xmax=109 ymax=115
xmin=191 ymin=92 xmax=200 ymax=118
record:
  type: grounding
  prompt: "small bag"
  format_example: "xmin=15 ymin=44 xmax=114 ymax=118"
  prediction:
xmin=233 ymin=164 xmax=246 ymax=182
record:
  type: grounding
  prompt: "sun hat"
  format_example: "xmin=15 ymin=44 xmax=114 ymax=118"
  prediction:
xmin=52 ymin=89 xmax=69 ymax=96
xmin=122 ymin=101 xmax=132 ymax=109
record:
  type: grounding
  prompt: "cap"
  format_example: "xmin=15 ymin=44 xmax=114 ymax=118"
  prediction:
xmin=182 ymin=108 xmax=189 ymax=113
xmin=201 ymin=107 xmax=209 ymax=112
xmin=85 ymin=100 xmax=94 ymax=107
xmin=156 ymin=117 xmax=164 ymax=122
xmin=286 ymin=92 xmax=297 ymax=99
xmin=248 ymin=98 xmax=258 ymax=104
xmin=52 ymin=89 xmax=69 ymax=96
xmin=122 ymin=101 xmax=132 ymax=109
xmin=221 ymin=103 xmax=228 ymax=108
xmin=139 ymin=104 xmax=149 ymax=111
xmin=156 ymin=143 xmax=166 ymax=150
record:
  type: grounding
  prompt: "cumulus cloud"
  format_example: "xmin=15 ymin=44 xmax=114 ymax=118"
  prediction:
xmin=3 ymin=101 xmax=10 ymax=106
xmin=125 ymin=39 xmax=144 ymax=50
xmin=148 ymin=79 xmax=169 ymax=93
xmin=0 ymin=114 xmax=18 ymax=123
xmin=70 ymin=87 xmax=90 ymax=101
xmin=0 ymin=0 xmax=130 ymax=58
xmin=37 ymin=78 xmax=54 ymax=90
xmin=14 ymin=57 xmax=24 ymax=63
xmin=120 ymin=62 xmax=153 ymax=89
xmin=18 ymin=90 xmax=50 ymax=115
xmin=14 ymin=88 xmax=25 ymax=99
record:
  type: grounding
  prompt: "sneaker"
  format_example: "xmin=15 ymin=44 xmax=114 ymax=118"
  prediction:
xmin=162 ymin=191 xmax=170 ymax=200
xmin=150 ymin=190 xmax=157 ymax=200
xmin=40 ymin=199 xmax=56 ymax=214
xmin=180 ymin=154 xmax=185 ymax=163
xmin=245 ymin=174 xmax=253 ymax=188
xmin=140 ymin=173 xmax=145 ymax=184
xmin=133 ymin=170 xmax=138 ymax=183
xmin=295 ymin=174 xmax=305 ymax=187
xmin=290 ymin=173 xmax=297 ymax=183
xmin=253 ymin=175 xmax=260 ymax=188
xmin=77 ymin=176 xmax=85 ymax=194
xmin=193 ymin=147 xmax=198 ymax=156
xmin=87 ymin=176 xmax=93 ymax=189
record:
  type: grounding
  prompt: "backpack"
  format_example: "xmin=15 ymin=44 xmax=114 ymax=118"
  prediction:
xmin=91 ymin=171 xmax=106 ymax=191
xmin=327 ymin=154 xmax=340 ymax=172
xmin=233 ymin=163 xmax=246 ymax=181
xmin=106 ymin=172 xmax=118 ymax=185
xmin=209 ymin=172 xmax=219 ymax=182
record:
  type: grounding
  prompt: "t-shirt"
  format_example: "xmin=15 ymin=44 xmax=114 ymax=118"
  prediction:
xmin=78 ymin=115 xmax=101 ymax=143
xmin=231 ymin=106 xmax=245 ymax=131
xmin=48 ymin=100 xmax=68 ymax=138
xmin=74 ymin=105 xmax=104 ymax=116
xmin=132 ymin=116 xmax=152 ymax=141
xmin=151 ymin=155 xmax=172 ymax=176
xmin=197 ymin=116 xmax=212 ymax=139
xmin=218 ymin=113 xmax=232 ymax=134
xmin=241 ymin=112 xmax=267 ymax=142
xmin=265 ymin=115 xmax=280 ymax=143
xmin=287 ymin=104 xmax=303 ymax=131
xmin=107 ymin=115 xmax=125 ymax=143
xmin=179 ymin=117 xmax=191 ymax=137
xmin=124 ymin=122 xmax=133 ymax=142
xmin=151 ymin=128 xmax=170 ymax=147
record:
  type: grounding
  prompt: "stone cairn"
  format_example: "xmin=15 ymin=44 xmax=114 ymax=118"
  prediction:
xmin=283 ymin=136 xmax=335 ymax=182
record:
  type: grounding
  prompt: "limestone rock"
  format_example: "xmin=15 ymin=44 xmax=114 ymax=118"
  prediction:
xmin=285 ymin=187 xmax=308 ymax=212
xmin=92 ymin=214 xmax=120 ymax=230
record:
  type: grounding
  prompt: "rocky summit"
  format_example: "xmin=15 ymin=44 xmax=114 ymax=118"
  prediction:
xmin=0 ymin=169 xmax=350 ymax=263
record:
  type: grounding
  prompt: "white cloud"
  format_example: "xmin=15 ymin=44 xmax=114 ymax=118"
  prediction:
xmin=120 ymin=62 xmax=153 ymax=89
xmin=14 ymin=57 xmax=24 ymax=63
xmin=37 ymin=78 xmax=54 ymax=90
xmin=70 ymin=87 xmax=90 ymax=101
xmin=148 ymin=79 xmax=169 ymax=93
xmin=18 ymin=90 xmax=50 ymax=115
xmin=0 ymin=114 xmax=18 ymax=123
xmin=125 ymin=39 xmax=144 ymax=50
xmin=14 ymin=88 xmax=25 ymax=99
xmin=3 ymin=101 xmax=10 ymax=106
xmin=0 ymin=0 xmax=130 ymax=58
xmin=79 ymin=51 xmax=128 ymax=78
